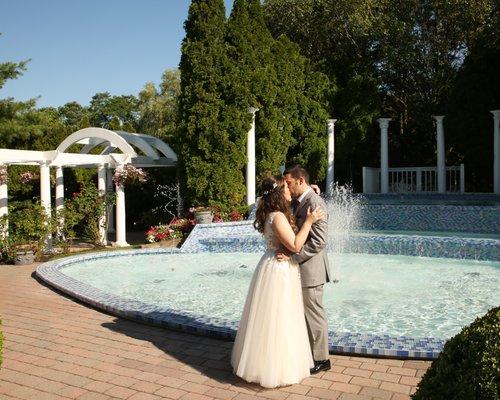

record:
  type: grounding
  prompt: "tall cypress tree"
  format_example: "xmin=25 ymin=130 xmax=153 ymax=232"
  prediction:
xmin=226 ymin=0 xmax=330 ymax=182
xmin=178 ymin=0 xmax=246 ymax=207
xmin=286 ymin=61 xmax=331 ymax=184
xmin=225 ymin=0 xmax=280 ymax=178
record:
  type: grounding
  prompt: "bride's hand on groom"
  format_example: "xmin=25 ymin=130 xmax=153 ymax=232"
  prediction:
xmin=311 ymin=184 xmax=321 ymax=195
xmin=306 ymin=206 xmax=326 ymax=223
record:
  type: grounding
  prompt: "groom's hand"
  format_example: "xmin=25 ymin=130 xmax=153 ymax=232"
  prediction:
xmin=276 ymin=251 xmax=291 ymax=262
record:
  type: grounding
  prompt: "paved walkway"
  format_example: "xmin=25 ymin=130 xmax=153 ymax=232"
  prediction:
xmin=0 ymin=263 xmax=431 ymax=400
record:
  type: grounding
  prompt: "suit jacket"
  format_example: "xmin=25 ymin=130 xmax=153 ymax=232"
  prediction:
xmin=291 ymin=189 xmax=331 ymax=287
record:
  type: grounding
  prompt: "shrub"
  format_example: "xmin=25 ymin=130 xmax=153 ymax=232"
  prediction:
xmin=412 ymin=307 xmax=500 ymax=400
xmin=62 ymin=182 xmax=115 ymax=246
xmin=6 ymin=200 xmax=51 ymax=260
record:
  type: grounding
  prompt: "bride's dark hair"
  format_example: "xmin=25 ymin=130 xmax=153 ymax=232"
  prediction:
xmin=253 ymin=175 xmax=296 ymax=233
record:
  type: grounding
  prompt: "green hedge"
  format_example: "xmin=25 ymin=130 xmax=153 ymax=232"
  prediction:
xmin=412 ymin=307 xmax=499 ymax=399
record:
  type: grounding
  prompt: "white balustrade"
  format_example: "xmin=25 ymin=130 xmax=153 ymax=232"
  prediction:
xmin=362 ymin=165 xmax=465 ymax=193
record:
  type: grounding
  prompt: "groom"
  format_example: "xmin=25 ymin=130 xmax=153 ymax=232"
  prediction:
xmin=278 ymin=165 xmax=331 ymax=374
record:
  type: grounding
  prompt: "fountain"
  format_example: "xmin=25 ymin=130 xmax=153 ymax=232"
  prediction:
xmin=35 ymin=183 xmax=499 ymax=359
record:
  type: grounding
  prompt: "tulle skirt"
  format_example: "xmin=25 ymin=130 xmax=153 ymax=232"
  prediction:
xmin=231 ymin=250 xmax=314 ymax=388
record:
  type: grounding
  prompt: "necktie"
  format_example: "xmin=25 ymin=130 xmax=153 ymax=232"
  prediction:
xmin=291 ymin=198 xmax=300 ymax=213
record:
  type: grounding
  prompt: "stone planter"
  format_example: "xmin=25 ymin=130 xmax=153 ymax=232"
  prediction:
xmin=14 ymin=250 xmax=36 ymax=265
xmin=140 ymin=238 xmax=181 ymax=249
xmin=195 ymin=210 xmax=213 ymax=224
xmin=160 ymin=238 xmax=181 ymax=248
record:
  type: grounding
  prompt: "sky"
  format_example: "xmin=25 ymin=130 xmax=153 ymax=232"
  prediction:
xmin=0 ymin=0 xmax=234 ymax=108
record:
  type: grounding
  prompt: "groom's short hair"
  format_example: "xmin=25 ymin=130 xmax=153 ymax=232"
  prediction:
xmin=283 ymin=165 xmax=310 ymax=184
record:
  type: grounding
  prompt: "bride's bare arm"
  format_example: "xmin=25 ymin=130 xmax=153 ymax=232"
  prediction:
xmin=271 ymin=209 xmax=325 ymax=253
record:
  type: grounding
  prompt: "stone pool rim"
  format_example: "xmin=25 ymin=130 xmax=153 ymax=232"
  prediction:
xmin=35 ymin=248 xmax=451 ymax=360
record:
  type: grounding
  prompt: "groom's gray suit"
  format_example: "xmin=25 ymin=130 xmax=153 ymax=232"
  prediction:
xmin=291 ymin=188 xmax=330 ymax=361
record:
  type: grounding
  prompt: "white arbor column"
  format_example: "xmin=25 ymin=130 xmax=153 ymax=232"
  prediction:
xmin=246 ymin=107 xmax=259 ymax=206
xmin=378 ymin=118 xmax=391 ymax=194
xmin=491 ymin=110 xmax=500 ymax=193
xmin=114 ymin=164 xmax=128 ymax=247
xmin=326 ymin=119 xmax=337 ymax=196
xmin=433 ymin=115 xmax=446 ymax=193
xmin=55 ymin=167 xmax=64 ymax=239
xmin=0 ymin=164 xmax=8 ymax=239
xmin=39 ymin=162 xmax=52 ymax=250
xmin=106 ymin=167 xmax=115 ymax=233
xmin=97 ymin=164 xmax=107 ymax=246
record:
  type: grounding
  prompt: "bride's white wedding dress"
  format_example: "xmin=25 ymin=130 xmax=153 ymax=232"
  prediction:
xmin=231 ymin=212 xmax=313 ymax=388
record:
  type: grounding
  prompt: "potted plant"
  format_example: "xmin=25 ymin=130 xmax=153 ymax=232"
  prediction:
xmin=191 ymin=206 xmax=213 ymax=224
xmin=112 ymin=165 xmax=148 ymax=187
xmin=145 ymin=222 xmax=183 ymax=247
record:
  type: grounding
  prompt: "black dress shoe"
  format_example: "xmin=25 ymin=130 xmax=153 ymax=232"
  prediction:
xmin=310 ymin=359 xmax=331 ymax=374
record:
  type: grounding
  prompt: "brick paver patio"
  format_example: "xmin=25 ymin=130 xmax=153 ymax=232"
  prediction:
xmin=0 ymin=263 xmax=431 ymax=400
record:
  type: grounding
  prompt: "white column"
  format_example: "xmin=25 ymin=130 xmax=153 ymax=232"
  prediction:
xmin=460 ymin=163 xmax=465 ymax=193
xmin=0 ymin=164 xmax=8 ymax=239
xmin=246 ymin=107 xmax=259 ymax=206
xmin=491 ymin=110 xmax=500 ymax=193
xmin=114 ymin=165 xmax=128 ymax=247
xmin=378 ymin=118 xmax=391 ymax=194
xmin=326 ymin=119 xmax=337 ymax=196
xmin=433 ymin=115 xmax=446 ymax=193
xmin=55 ymin=167 xmax=64 ymax=239
xmin=39 ymin=162 xmax=52 ymax=250
xmin=97 ymin=164 xmax=107 ymax=246
xmin=106 ymin=167 xmax=115 ymax=233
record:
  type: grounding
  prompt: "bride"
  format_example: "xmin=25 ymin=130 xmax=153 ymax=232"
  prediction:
xmin=231 ymin=175 xmax=326 ymax=388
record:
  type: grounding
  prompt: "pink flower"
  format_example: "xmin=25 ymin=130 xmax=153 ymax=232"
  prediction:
xmin=113 ymin=165 xmax=148 ymax=187
xmin=20 ymin=171 xmax=35 ymax=184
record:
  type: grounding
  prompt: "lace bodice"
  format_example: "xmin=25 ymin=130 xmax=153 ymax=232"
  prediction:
xmin=263 ymin=212 xmax=282 ymax=251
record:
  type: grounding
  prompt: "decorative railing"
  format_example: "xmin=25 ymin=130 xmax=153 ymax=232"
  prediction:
xmin=363 ymin=164 xmax=465 ymax=193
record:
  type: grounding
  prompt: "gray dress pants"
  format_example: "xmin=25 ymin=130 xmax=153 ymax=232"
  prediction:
xmin=302 ymin=285 xmax=329 ymax=361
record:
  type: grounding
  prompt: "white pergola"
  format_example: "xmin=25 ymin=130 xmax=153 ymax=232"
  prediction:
xmin=0 ymin=127 xmax=177 ymax=248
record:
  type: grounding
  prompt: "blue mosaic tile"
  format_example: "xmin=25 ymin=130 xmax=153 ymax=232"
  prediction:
xmin=181 ymin=222 xmax=499 ymax=261
xmin=249 ymin=200 xmax=500 ymax=234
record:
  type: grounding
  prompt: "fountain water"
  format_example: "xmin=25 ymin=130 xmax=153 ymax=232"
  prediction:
xmin=324 ymin=183 xmax=365 ymax=281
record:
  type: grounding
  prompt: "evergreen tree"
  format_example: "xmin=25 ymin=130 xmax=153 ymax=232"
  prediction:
xmin=57 ymin=102 xmax=89 ymax=130
xmin=79 ymin=114 xmax=91 ymax=129
xmin=88 ymin=92 xmax=138 ymax=130
xmin=286 ymin=62 xmax=331 ymax=184
xmin=179 ymin=0 xmax=247 ymax=207
xmin=108 ymin=116 xmax=121 ymax=131
xmin=137 ymin=69 xmax=180 ymax=147
xmin=264 ymin=0 xmax=380 ymax=187
xmin=445 ymin=14 xmax=500 ymax=192
xmin=225 ymin=0 xmax=280 ymax=178
xmin=226 ymin=0 xmax=330 ymax=183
